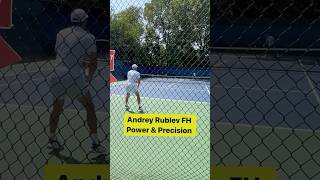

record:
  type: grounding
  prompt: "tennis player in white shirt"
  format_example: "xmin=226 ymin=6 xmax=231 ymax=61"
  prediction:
xmin=125 ymin=64 xmax=143 ymax=113
xmin=48 ymin=9 xmax=105 ymax=153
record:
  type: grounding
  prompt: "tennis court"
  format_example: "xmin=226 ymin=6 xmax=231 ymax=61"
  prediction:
xmin=211 ymin=50 xmax=320 ymax=179
xmin=0 ymin=60 xmax=109 ymax=180
xmin=110 ymin=75 xmax=210 ymax=179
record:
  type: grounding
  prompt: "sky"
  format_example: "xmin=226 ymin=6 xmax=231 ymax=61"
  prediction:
xmin=111 ymin=0 xmax=151 ymax=13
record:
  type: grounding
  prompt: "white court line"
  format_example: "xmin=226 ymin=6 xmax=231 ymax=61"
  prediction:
xmin=299 ymin=60 xmax=320 ymax=105
xmin=167 ymin=83 xmax=174 ymax=88
xmin=116 ymin=84 xmax=307 ymax=94
xmin=214 ymin=122 xmax=320 ymax=133
xmin=112 ymin=83 xmax=208 ymax=92
xmin=205 ymin=84 xmax=210 ymax=95
xmin=112 ymin=79 xmax=308 ymax=94
xmin=214 ymin=85 xmax=310 ymax=94
xmin=111 ymin=94 xmax=209 ymax=104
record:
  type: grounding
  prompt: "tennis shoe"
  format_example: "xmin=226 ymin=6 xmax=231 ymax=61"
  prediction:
xmin=138 ymin=107 xmax=144 ymax=113
xmin=48 ymin=139 xmax=64 ymax=151
xmin=91 ymin=143 xmax=106 ymax=154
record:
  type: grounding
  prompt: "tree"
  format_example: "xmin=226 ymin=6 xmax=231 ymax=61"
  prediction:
xmin=110 ymin=0 xmax=209 ymax=68
xmin=110 ymin=6 xmax=144 ymax=63
xmin=144 ymin=0 xmax=209 ymax=67
xmin=142 ymin=25 xmax=162 ymax=66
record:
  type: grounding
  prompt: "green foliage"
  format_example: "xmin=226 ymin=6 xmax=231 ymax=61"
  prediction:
xmin=111 ymin=0 xmax=209 ymax=68
xmin=111 ymin=6 xmax=144 ymax=61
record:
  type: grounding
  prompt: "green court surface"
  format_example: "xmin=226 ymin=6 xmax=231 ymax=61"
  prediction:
xmin=110 ymin=95 xmax=210 ymax=180
xmin=0 ymin=104 xmax=109 ymax=180
xmin=211 ymin=123 xmax=320 ymax=179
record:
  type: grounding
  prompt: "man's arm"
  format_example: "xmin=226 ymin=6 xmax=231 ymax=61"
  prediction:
xmin=55 ymin=33 xmax=62 ymax=54
xmin=137 ymin=79 xmax=141 ymax=87
xmin=137 ymin=73 xmax=141 ymax=87
xmin=81 ymin=35 xmax=98 ymax=82
xmin=81 ymin=52 xmax=97 ymax=65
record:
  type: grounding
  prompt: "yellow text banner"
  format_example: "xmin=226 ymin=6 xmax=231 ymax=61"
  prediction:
xmin=124 ymin=113 xmax=197 ymax=137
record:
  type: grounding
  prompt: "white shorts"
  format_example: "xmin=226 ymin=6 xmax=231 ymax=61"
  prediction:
xmin=49 ymin=73 xmax=89 ymax=100
xmin=125 ymin=83 xmax=139 ymax=94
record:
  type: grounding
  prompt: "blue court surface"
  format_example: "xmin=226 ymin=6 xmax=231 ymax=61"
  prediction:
xmin=110 ymin=77 xmax=210 ymax=102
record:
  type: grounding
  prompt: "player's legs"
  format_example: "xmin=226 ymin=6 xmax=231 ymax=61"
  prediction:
xmin=125 ymin=84 xmax=133 ymax=111
xmin=125 ymin=93 xmax=130 ymax=106
xmin=125 ymin=93 xmax=130 ymax=110
xmin=135 ymin=91 xmax=141 ymax=106
xmin=49 ymin=75 xmax=65 ymax=137
xmin=78 ymin=93 xmax=97 ymax=135
xmin=78 ymin=92 xmax=105 ymax=153
xmin=48 ymin=97 xmax=64 ymax=150
xmin=135 ymin=91 xmax=143 ymax=112
xmin=49 ymin=98 xmax=64 ymax=135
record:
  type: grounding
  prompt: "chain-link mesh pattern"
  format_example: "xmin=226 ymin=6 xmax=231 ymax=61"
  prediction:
xmin=211 ymin=1 xmax=320 ymax=179
xmin=0 ymin=1 xmax=109 ymax=179
xmin=110 ymin=0 xmax=210 ymax=179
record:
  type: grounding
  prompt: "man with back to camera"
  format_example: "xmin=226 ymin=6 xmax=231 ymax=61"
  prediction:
xmin=48 ymin=8 xmax=106 ymax=153
xmin=125 ymin=64 xmax=143 ymax=113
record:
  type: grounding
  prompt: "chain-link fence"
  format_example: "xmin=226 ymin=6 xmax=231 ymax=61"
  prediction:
xmin=110 ymin=0 xmax=210 ymax=179
xmin=0 ymin=1 xmax=109 ymax=179
xmin=211 ymin=0 xmax=320 ymax=179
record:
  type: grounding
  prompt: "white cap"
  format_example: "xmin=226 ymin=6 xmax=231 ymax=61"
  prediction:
xmin=71 ymin=9 xmax=88 ymax=23
xmin=132 ymin=64 xmax=138 ymax=70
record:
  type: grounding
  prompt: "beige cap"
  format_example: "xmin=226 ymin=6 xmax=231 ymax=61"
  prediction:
xmin=71 ymin=9 xmax=88 ymax=23
xmin=132 ymin=64 xmax=138 ymax=70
